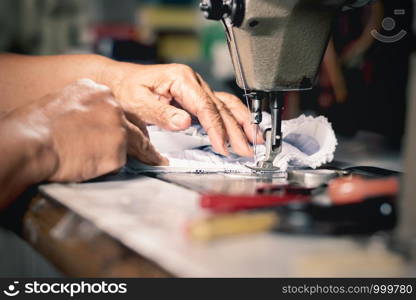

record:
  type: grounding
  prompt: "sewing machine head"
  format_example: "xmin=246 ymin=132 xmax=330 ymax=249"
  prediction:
xmin=200 ymin=0 xmax=373 ymax=171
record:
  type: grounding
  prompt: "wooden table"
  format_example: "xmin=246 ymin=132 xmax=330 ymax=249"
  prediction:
xmin=23 ymin=195 xmax=171 ymax=277
xmin=20 ymin=170 xmax=410 ymax=278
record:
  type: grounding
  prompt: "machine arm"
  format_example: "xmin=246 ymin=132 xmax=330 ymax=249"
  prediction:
xmin=200 ymin=0 xmax=375 ymax=171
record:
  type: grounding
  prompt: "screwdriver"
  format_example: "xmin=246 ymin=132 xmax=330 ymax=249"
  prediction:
xmin=190 ymin=176 xmax=399 ymax=241
xmin=190 ymin=190 xmax=397 ymax=242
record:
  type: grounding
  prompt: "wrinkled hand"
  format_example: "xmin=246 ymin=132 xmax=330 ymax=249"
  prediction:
xmin=7 ymin=79 xmax=166 ymax=182
xmin=105 ymin=63 xmax=263 ymax=157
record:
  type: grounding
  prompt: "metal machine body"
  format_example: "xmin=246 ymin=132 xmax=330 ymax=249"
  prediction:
xmin=200 ymin=0 xmax=373 ymax=171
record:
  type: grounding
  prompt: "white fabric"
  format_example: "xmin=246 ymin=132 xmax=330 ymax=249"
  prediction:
xmin=145 ymin=126 xmax=253 ymax=173
xmin=140 ymin=114 xmax=337 ymax=173
xmin=258 ymin=114 xmax=338 ymax=170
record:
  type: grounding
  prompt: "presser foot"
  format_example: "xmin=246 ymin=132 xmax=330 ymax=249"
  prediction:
xmin=245 ymin=162 xmax=280 ymax=173
xmin=245 ymin=129 xmax=281 ymax=173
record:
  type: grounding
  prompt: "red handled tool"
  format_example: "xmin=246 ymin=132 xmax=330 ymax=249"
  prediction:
xmin=200 ymin=185 xmax=310 ymax=213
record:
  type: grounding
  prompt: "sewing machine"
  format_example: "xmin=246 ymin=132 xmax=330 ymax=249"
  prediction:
xmin=12 ymin=0 xmax=416 ymax=277
xmin=193 ymin=0 xmax=416 ymax=274
xmin=200 ymin=0 xmax=374 ymax=171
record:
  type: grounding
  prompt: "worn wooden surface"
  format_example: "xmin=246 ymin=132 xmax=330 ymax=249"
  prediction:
xmin=23 ymin=195 xmax=171 ymax=278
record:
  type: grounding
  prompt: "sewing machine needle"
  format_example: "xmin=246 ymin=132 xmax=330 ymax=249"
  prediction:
xmin=253 ymin=124 xmax=258 ymax=163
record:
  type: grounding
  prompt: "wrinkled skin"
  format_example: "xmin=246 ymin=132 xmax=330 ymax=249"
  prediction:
xmin=0 ymin=54 xmax=263 ymax=159
xmin=104 ymin=62 xmax=264 ymax=157
xmin=0 ymin=54 xmax=264 ymax=211
xmin=0 ymin=80 xmax=166 ymax=210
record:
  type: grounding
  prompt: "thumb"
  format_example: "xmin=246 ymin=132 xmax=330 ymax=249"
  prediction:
xmin=135 ymin=87 xmax=192 ymax=131
xmin=121 ymin=115 xmax=169 ymax=166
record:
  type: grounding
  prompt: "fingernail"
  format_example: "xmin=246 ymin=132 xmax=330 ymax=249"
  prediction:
xmin=153 ymin=151 xmax=169 ymax=166
xmin=223 ymin=142 xmax=230 ymax=155
xmin=161 ymin=156 xmax=169 ymax=166
xmin=247 ymin=145 xmax=254 ymax=156
xmin=171 ymin=114 xmax=188 ymax=129
xmin=241 ymin=143 xmax=253 ymax=157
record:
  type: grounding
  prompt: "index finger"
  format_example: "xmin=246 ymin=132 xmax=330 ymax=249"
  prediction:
xmin=214 ymin=92 xmax=264 ymax=144
xmin=169 ymin=71 xmax=229 ymax=156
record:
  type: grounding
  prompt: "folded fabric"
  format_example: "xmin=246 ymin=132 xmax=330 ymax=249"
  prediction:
xmin=254 ymin=114 xmax=338 ymax=171
xmin=129 ymin=114 xmax=337 ymax=173
xmin=138 ymin=126 xmax=253 ymax=173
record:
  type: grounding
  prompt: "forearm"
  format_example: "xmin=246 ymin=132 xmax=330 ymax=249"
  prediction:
xmin=0 ymin=114 xmax=57 ymax=211
xmin=323 ymin=39 xmax=347 ymax=102
xmin=355 ymin=2 xmax=383 ymax=51
xmin=0 ymin=53 xmax=116 ymax=112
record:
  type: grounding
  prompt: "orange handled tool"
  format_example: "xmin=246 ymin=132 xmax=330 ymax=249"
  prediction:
xmin=328 ymin=176 xmax=399 ymax=205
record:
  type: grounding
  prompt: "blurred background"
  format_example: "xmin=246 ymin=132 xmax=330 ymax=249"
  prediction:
xmin=1 ymin=0 xmax=414 ymax=160
xmin=0 ymin=0 xmax=415 ymax=277
xmin=0 ymin=0 xmax=414 ymax=154
xmin=0 ymin=1 xmax=415 ymax=182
